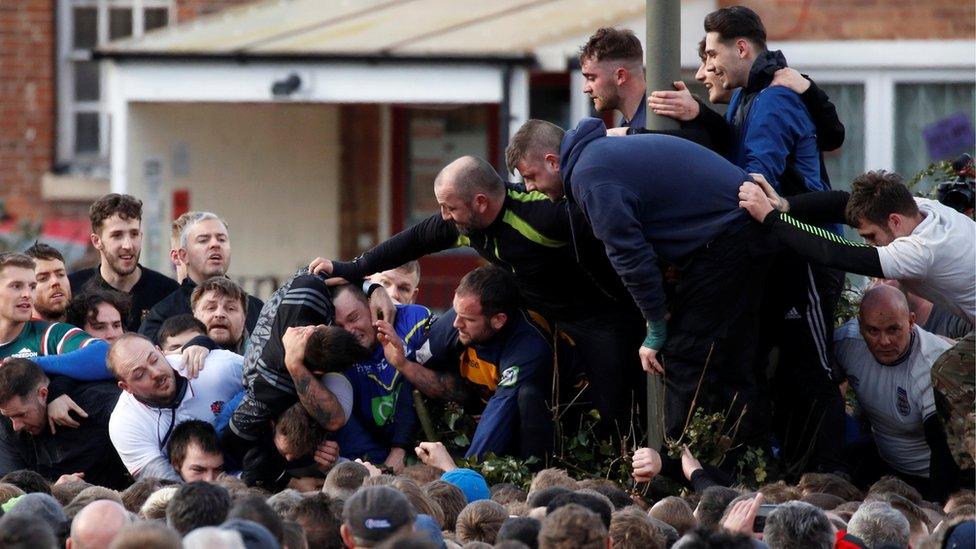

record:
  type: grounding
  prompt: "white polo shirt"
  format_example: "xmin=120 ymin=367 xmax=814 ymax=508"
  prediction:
xmin=878 ymin=198 xmax=976 ymax=323
xmin=834 ymin=320 xmax=952 ymax=477
xmin=109 ymin=350 xmax=244 ymax=481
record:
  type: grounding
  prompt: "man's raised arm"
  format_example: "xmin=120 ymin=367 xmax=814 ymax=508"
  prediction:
xmin=282 ymin=327 xmax=350 ymax=432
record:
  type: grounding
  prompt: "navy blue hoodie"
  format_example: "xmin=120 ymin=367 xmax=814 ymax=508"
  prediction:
xmin=560 ymin=118 xmax=750 ymax=324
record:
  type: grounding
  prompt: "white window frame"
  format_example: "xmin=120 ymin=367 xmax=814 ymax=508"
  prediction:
xmin=57 ymin=0 xmax=174 ymax=171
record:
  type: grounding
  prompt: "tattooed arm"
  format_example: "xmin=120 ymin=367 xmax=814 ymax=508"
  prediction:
xmin=375 ymin=319 xmax=469 ymax=402
xmin=282 ymin=326 xmax=348 ymax=431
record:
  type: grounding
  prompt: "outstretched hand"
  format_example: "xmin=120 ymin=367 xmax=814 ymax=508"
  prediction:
xmin=375 ymin=320 xmax=406 ymax=369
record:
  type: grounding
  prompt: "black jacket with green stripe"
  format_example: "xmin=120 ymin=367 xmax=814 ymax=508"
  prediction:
xmin=330 ymin=185 xmax=634 ymax=321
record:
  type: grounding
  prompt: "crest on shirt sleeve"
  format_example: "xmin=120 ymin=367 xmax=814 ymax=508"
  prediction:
xmin=498 ymin=366 xmax=520 ymax=388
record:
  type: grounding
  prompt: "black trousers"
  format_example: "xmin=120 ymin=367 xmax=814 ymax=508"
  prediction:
xmin=758 ymin=252 xmax=848 ymax=475
xmin=660 ymin=222 xmax=774 ymax=453
xmin=557 ymin=307 xmax=647 ymax=439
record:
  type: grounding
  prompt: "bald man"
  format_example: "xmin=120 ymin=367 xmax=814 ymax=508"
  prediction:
xmin=67 ymin=500 xmax=132 ymax=549
xmin=835 ymin=285 xmax=960 ymax=500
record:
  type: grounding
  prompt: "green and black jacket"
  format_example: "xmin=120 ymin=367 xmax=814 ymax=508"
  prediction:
xmin=330 ymin=184 xmax=632 ymax=321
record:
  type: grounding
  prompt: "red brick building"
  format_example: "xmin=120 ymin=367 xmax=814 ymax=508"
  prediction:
xmin=2 ymin=1 xmax=973 ymax=303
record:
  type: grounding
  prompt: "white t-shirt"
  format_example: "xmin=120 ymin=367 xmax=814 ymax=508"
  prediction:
xmin=878 ymin=198 xmax=976 ymax=323
xmin=834 ymin=320 xmax=952 ymax=477
xmin=109 ymin=350 xmax=244 ymax=481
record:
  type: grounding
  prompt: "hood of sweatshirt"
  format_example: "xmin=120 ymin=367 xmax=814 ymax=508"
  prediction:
xmin=559 ymin=117 xmax=607 ymax=202
xmin=745 ymin=49 xmax=788 ymax=93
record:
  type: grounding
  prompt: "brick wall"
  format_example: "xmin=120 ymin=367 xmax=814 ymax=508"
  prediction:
xmin=721 ymin=0 xmax=975 ymax=41
xmin=0 ymin=1 xmax=55 ymax=221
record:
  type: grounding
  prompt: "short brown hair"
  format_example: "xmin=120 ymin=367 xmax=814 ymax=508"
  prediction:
xmin=0 ymin=252 xmax=35 ymax=278
xmin=529 ymin=468 xmax=578 ymax=494
xmin=89 ymin=193 xmax=143 ymax=234
xmin=109 ymin=522 xmax=182 ymax=549
xmin=610 ymin=507 xmax=666 ymax=549
xmin=390 ymin=477 xmax=445 ymax=528
xmin=579 ymin=27 xmax=643 ymax=65
xmin=648 ymin=496 xmax=697 ymax=536
xmin=539 ymin=503 xmax=608 ymax=549
xmin=323 ymin=461 xmax=370 ymax=500
xmin=506 ymin=119 xmax=565 ymax=176
xmin=304 ymin=325 xmax=369 ymax=375
xmin=456 ymin=499 xmax=508 ymax=544
xmin=23 ymin=242 xmax=64 ymax=264
xmin=0 ymin=358 xmax=48 ymax=405
xmin=798 ymin=472 xmax=864 ymax=501
xmin=167 ymin=419 xmax=221 ymax=472
xmin=867 ymin=475 xmax=922 ymax=505
xmin=190 ymin=276 xmax=248 ymax=314
xmin=759 ymin=480 xmax=802 ymax=504
xmin=399 ymin=463 xmax=443 ymax=485
xmin=275 ymin=402 xmax=325 ymax=459
xmin=425 ymin=480 xmax=467 ymax=532
xmin=703 ymin=6 xmax=767 ymax=51
xmin=845 ymin=171 xmax=920 ymax=228
xmin=171 ymin=211 xmax=201 ymax=243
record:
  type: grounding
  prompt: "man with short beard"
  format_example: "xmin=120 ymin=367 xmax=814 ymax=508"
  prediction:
xmin=70 ymin=193 xmax=179 ymax=332
xmin=107 ymin=333 xmax=243 ymax=481
xmin=25 ymin=242 xmax=71 ymax=323
xmin=139 ymin=212 xmax=263 ymax=343
xmin=191 ymin=277 xmax=248 ymax=354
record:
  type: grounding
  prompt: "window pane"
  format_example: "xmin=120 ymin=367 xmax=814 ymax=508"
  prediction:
xmin=895 ymin=83 xmax=976 ymax=193
xmin=818 ymin=84 xmax=865 ymax=192
xmin=109 ymin=8 xmax=133 ymax=40
xmin=404 ymin=106 xmax=490 ymax=227
xmin=73 ymin=7 xmax=97 ymax=49
xmin=74 ymin=61 xmax=100 ymax=101
xmin=529 ymin=73 xmax=570 ymax=129
xmin=145 ymin=8 xmax=169 ymax=31
xmin=75 ymin=112 xmax=100 ymax=154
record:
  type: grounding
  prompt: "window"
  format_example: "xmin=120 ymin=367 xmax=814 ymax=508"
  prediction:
xmin=57 ymin=0 xmax=173 ymax=174
xmin=818 ymin=84 xmax=866 ymax=192
xmin=895 ymin=83 xmax=976 ymax=193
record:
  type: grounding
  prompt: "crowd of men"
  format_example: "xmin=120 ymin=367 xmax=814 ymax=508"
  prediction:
xmin=0 ymin=5 xmax=972 ymax=548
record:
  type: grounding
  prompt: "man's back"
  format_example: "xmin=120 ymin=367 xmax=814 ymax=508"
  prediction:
xmin=69 ymin=265 xmax=178 ymax=332
xmin=562 ymin=120 xmax=749 ymax=262
xmin=834 ymin=320 xmax=951 ymax=476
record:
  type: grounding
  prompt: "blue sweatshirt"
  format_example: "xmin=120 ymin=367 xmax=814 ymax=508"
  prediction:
xmin=726 ymin=50 xmax=826 ymax=194
xmin=336 ymin=304 xmax=434 ymax=462
xmin=560 ymin=117 xmax=750 ymax=325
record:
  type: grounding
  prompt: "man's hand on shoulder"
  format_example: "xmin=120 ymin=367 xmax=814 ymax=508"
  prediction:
xmin=770 ymin=68 xmax=811 ymax=94
xmin=47 ymin=394 xmax=88 ymax=434
xmin=738 ymin=173 xmax=787 ymax=222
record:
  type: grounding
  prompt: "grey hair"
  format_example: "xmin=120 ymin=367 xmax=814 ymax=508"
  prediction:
xmin=847 ymin=501 xmax=911 ymax=548
xmin=763 ymin=501 xmax=835 ymax=549
xmin=179 ymin=212 xmax=228 ymax=248
xmin=183 ymin=526 xmax=245 ymax=549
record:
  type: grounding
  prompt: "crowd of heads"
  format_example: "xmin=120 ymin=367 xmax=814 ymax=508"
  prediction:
xmin=3 ymin=462 xmax=961 ymax=549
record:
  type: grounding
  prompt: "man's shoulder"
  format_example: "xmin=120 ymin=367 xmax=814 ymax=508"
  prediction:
xmin=68 ymin=267 xmax=97 ymax=288
xmin=502 ymin=311 xmax=553 ymax=353
xmin=136 ymin=267 xmax=179 ymax=291
xmin=71 ymin=381 xmax=122 ymax=413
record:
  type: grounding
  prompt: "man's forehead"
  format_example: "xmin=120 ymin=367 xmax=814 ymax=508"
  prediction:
xmin=189 ymin=220 xmax=228 ymax=238
xmin=34 ymin=258 xmax=66 ymax=272
xmin=102 ymin=214 xmax=141 ymax=231
xmin=0 ymin=267 xmax=35 ymax=284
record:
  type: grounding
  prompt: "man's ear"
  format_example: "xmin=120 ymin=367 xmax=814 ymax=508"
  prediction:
xmin=340 ymin=524 xmax=356 ymax=549
xmin=37 ymin=385 xmax=48 ymax=404
xmin=543 ymin=153 xmax=560 ymax=172
xmin=489 ymin=312 xmax=508 ymax=332
xmin=90 ymin=232 xmax=102 ymax=251
xmin=177 ymin=247 xmax=189 ymax=263
xmin=614 ymin=66 xmax=628 ymax=85
xmin=473 ymin=193 xmax=490 ymax=213
xmin=117 ymin=380 xmax=128 ymax=393
xmin=735 ymin=38 xmax=747 ymax=58
xmin=909 ymin=311 xmax=917 ymax=327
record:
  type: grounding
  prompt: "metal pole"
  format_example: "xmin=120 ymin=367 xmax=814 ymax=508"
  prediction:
xmin=645 ymin=0 xmax=681 ymax=132
xmin=644 ymin=0 xmax=681 ymax=450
